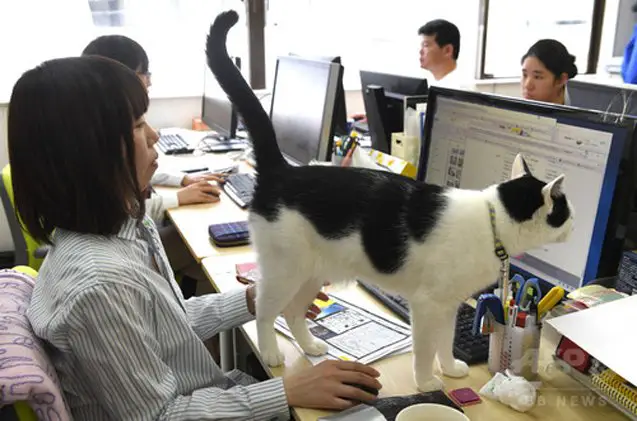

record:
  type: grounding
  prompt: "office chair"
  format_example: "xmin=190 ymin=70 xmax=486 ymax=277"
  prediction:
xmin=0 ymin=266 xmax=71 ymax=421
xmin=0 ymin=165 xmax=48 ymax=270
xmin=363 ymin=85 xmax=392 ymax=153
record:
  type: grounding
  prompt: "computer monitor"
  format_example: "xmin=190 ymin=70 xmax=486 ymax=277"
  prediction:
xmin=568 ymin=79 xmax=637 ymax=118
xmin=269 ymin=56 xmax=341 ymax=165
xmin=359 ymin=70 xmax=428 ymax=153
xmin=202 ymin=57 xmax=241 ymax=139
xmin=289 ymin=53 xmax=348 ymax=138
xmin=417 ymin=86 xmax=637 ymax=291
xmin=360 ymin=71 xmax=428 ymax=96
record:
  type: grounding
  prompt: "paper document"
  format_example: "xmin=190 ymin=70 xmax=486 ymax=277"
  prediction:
xmin=546 ymin=295 xmax=637 ymax=386
xmin=275 ymin=293 xmax=411 ymax=365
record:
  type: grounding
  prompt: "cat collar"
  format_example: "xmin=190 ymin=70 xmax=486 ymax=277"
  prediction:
xmin=487 ymin=202 xmax=509 ymax=262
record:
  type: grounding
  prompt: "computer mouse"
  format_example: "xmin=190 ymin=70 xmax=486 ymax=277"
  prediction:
xmin=344 ymin=382 xmax=379 ymax=399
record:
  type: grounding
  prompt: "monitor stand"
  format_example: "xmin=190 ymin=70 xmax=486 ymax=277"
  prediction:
xmin=200 ymin=133 xmax=247 ymax=153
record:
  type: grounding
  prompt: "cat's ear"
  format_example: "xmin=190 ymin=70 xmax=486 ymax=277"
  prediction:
xmin=542 ymin=174 xmax=566 ymax=211
xmin=511 ymin=154 xmax=532 ymax=180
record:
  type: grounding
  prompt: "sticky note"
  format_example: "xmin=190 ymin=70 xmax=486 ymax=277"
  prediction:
xmin=315 ymin=299 xmax=335 ymax=308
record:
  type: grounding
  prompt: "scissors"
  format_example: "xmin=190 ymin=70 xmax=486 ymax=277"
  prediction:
xmin=515 ymin=278 xmax=542 ymax=312
xmin=510 ymin=274 xmax=525 ymax=301
xmin=472 ymin=293 xmax=505 ymax=336
xmin=537 ymin=286 xmax=565 ymax=318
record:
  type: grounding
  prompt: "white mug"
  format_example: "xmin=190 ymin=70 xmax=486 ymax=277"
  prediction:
xmin=396 ymin=403 xmax=470 ymax=421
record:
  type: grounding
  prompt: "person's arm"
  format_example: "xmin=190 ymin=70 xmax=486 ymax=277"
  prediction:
xmin=65 ymin=283 xmax=288 ymax=421
xmin=151 ymin=171 xmax=185 ymax=187
xmin=185 ymin=287 xmax=255 ymax=341
xmin=145 ymin=192 xmax=179 ymax=225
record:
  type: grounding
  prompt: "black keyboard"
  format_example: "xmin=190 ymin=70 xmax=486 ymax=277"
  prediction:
xmin=157 ymin=134 xmax=194 ymax=155
xmin=357 ymin=281 xmax=489 ymax=365
xmin=223 ymin=173 xmax=256 ymax=209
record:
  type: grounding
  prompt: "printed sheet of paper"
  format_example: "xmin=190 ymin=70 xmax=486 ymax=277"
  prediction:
xmin=546 ymin=295 xmax=637 ymax=386
xmin=275 ymin=293 xmax=411 ymax=365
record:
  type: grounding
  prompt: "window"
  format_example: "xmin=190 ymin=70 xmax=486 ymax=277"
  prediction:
xmin=480 ymin=0 xmax=601 ymax=79
xmin=265 ymin=0 xmax=480 ymax=90
xmin=0 ymin=0 xmax=247 ymax=100
xmin=86 ymin=0 xmax=248 ymax=97
xmin=88 ymin=0 xmax=124 ymax=26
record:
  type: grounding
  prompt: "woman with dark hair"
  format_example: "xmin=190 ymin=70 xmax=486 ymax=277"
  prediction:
xmin=521 ymin=39 xmax=578 ymax=105
xmin=11 ymin=56 xmax=381 ymax=420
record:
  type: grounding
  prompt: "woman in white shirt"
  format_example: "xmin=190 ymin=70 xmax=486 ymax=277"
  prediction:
xmin=10 ymin=55 xmax=381 ymax=420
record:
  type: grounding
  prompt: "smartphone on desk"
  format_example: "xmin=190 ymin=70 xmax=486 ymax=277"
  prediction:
xmin=208 ymin=221 xmax=250 ymax=247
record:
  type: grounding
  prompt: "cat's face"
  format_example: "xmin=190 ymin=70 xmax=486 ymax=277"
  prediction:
xmin=497 ymin=154 xmax=574 ymax=248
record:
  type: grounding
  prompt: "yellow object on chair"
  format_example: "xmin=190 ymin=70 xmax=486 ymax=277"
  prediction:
xmin=0 ymin=165 xmax=46 ymax=270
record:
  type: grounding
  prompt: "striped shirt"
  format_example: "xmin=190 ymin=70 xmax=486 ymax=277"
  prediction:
xmin=27 ymin=215 xmax=289 ymax=420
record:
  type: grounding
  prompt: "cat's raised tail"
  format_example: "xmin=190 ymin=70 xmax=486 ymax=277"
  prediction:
xmin=206 ymin=10 xmax=287 ymax=173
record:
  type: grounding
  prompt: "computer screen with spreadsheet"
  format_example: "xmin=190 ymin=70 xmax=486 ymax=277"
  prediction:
xmin=417 ymin=87 xmax=637 ymax=291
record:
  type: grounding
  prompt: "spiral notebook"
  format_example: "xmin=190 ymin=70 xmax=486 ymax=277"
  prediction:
xmin=591 ymin=369 xmax=637 ymax=415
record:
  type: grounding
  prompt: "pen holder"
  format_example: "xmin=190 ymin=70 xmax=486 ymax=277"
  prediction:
xmin=488 ymin=321 xmax=542 ymax=380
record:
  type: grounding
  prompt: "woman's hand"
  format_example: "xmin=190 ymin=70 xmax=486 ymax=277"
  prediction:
xmin=283 ymin=360 xmax=382 ymax=410
xmin=245 ymin=286 xmax=329 ymax=319
xmin=176 ymin=181 xmax=221 ymax=205
xmin=182 ymin=173 xmax=225 ymax=186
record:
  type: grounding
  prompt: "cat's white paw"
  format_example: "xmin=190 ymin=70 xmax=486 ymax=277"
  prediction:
xmin=261 ymin=348 xmax=286 ymax=367
xmin=415 ymin=374 xmax=444 ymax=392
xmin=441 ymin=359 xmax=469 ymax=378
xmin=300 ymin=338 xmax=329 ymax=356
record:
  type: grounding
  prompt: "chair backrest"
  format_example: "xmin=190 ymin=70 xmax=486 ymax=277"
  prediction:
xmin=0 ymin=165 xmax=44 ymax=270
xmin=0 ymin=268 xmax=72 ymax=420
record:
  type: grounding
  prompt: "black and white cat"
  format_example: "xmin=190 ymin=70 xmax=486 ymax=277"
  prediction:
xmin=206 ymin=11 xmax=574 ymax=392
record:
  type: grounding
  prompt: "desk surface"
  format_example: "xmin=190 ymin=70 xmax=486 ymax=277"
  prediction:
xmin=154 ymin=154 xmax=253 ymax=262
xmin=201 ymin=252 xmax=626 ymax=421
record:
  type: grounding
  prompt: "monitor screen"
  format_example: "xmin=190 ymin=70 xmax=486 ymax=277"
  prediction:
xmin=288 ymin=53 xmax=348 ymax=138
xmin=201 ymin=58 xmax=239 ymax=138
xmin=270 ymin=56 xmax=340 ymax=165
xmin=418 ymin=87 xmax=636 ymax=291
xmin=568 ymin=80 xmax=637 ymax=119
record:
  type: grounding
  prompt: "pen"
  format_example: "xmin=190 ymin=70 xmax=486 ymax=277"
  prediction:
xmin=183 ymin=167 xmax=209 ymax=174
